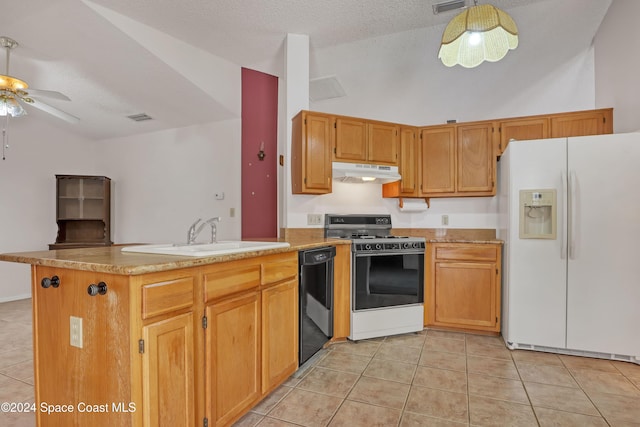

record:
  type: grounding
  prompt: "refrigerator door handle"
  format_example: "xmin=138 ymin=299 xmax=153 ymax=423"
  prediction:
xmin=568 ymin=170 xmax=577 ymax=260
xmin=561 ymin=171 xmax=568 ymax=260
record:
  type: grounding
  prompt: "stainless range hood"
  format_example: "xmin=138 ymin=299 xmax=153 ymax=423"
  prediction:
xmin=332 ymin=162 xmax=401 ymax=184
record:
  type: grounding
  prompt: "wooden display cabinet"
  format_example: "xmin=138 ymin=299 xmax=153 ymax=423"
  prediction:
xmin=50 ymin=175 xmax=112 ymax=249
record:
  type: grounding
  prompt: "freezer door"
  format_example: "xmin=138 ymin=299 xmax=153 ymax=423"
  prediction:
xmin=502 ymin=138 xmax=568 ymax=349
xmin=566 ymin=133 xmax=640 ymax=357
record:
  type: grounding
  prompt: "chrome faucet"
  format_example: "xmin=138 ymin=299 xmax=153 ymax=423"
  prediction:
xmin=187 ymin=218 xmax=203 ymax=245
xmin=205 ymin=217 xmax=222 ymax=243
xmin=187 ymin=217 xmax=222 ymax=244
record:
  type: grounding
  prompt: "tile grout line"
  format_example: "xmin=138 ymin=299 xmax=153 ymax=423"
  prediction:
xmin=558 ymin=357 xmax=613 ymax=426
xmin=510 ymin=344 xmax=541 ymax=426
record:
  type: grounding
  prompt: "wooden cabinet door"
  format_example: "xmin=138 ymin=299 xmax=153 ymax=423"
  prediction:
xmin=206 ymin=292 xmax=261 ymax=427
xmin=142 ymin=313 xmax=195 ymax=427
xmin=335 ymin=117 xmax=367 ymax=162
xmin=397 ymin=127 xmax=418 ymax=195
xmin=304 ymin=113 xmax=333 ymax=193
xmin=262 ymin=279 xmax=298 ymax=394
xmin=498 ymin=118 xmax=549 ymax=155
xmin=456 ymin=123 xmax=495 ymax=194
xmin=367 ymin=122 xmax=399 ymax=165
xmin=434 ymin=261 xmax=497 ymax=329
xmin=550 ymin=110 xmax=610 ymax=138
xmin=420 ymin=126 xmax=456 ymax=194
xmin=292 ymin=112 xmax=332 ymax=194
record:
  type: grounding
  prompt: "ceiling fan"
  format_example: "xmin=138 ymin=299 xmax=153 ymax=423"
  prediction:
xmin=0 ymin=36 xmax=79 ymax=124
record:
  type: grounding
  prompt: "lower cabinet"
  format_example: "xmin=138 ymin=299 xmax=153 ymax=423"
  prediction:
xmin=207 ymin=292 xmax=261 ymax=427
xmin=426 ymin=243 xmax=502 ymax=333
xmin=142 ymin=313 xmax=195 ymax=427
xmin=31 ymin=251 xmax=299 ymax=427
xmin=203 ymin=252 xmax=299 ymax=427
xmin=262 ymin=279 xmax=299 ymax=394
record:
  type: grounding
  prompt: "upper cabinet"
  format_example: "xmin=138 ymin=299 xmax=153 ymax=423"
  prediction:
xmin=549 ymin=108 xmax=613 ymax=138
xmin=456 ymin=122 xmax=495 ymax=194
xmin=420 ymin=126 xmax=456 ymax=195
xmin=419 ymin=123 xmax=495 ymax=197
xmin=334 ymin=117 xmax=367 ymax=162
xmin=293 ymin=108 xmax=613 ymax=198
xmin=397 ymin=127 xmax=420 ymax=196
xmin=496 ymin=108 xmax=613 ymax=156
xmin=497 ymin=117 xmax=549 ymax=155
xmin=291 ymin=111 xmax=333 ymax=195
xmin=335 ymin=118 xmax=399 ymax=165
xmin=367 ymin=122 xmax=399 ymax=165
xmin=384 ymin=123 xmax=496 ymax=199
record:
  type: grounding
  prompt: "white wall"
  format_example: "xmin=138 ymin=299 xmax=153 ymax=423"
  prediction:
xmin=594 ymin=0 xmax=640 ymax=133
xmin=2 ymin=0 xmax=620 ymax=301
xmin=0 ymin=118 xmax=98 ymax=301
xmin=96 ymin=119 xmax=242 ymax=245
xmin=286 ymin=1 xmax=602 ymax=230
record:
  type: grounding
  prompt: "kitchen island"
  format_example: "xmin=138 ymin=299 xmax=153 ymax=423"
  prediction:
xmin=0 ymin=237 xmax=350 ymax=427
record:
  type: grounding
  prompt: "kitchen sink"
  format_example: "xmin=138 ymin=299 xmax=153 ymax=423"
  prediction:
xmin=121 ymin=241 xmax=290 ymax=257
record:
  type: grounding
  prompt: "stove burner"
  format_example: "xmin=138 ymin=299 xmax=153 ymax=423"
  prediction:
xmin=324 ymin=214 xmax=424 ymax=253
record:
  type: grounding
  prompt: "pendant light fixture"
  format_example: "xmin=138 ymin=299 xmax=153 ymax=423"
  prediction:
xmin=438 ymin=0 xmax=518 ymax=68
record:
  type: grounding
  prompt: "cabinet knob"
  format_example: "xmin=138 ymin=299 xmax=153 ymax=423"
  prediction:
xmin=41 ymin=276 xmax=60 ymax=288
xmin=87 ymin=282 xmax=108 ymax=296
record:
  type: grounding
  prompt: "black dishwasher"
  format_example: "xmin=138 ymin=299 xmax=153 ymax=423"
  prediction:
xmin=299 ymin=246 xmax=336 ymax=365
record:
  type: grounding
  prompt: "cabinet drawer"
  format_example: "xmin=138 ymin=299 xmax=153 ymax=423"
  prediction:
xmin=261 ymin=255 xmax=298 ymax=286
xmin=203 ymin=264 xmax=261 ymax=303
xmin=142 ymin=277 xmax=194 ymax=319
xmin=434 ymin=245 xmax=497 ymax=261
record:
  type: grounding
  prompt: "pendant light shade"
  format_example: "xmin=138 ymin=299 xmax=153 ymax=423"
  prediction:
xmin=438 ymin=3 xmax=518 ymax=68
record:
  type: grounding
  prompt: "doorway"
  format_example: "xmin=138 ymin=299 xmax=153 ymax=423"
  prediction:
xmin=241 ymin=68 xmax=278 ymax=239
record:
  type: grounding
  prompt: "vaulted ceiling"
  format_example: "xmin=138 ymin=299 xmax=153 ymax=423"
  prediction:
xmin=0 ymin=0 xmax=611 ymax=140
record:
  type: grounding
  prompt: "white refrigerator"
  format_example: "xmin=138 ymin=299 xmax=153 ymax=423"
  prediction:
xmin=498 ymin=132 xmax=640 ymax=363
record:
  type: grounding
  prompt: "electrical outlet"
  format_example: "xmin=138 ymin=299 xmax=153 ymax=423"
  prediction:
xmin=215 ymin=192 xmax=225 ymax=200
xmin=307 ymin=214 xmax=322 ymax=225
xmin=442 ymin=215 xmax=449 ymax=226
xmin=70 ymin=316 xmax=83 ymax=348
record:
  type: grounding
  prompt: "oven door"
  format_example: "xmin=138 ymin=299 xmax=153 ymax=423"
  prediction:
xmin=353 ymin=251 xmax=424 ymax=310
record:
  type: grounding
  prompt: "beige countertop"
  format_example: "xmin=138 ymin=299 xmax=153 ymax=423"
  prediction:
xmin=0 ymin=228 xmax=502 ymax=276
xmin=0 ymin=237 xmax=349 ymax=276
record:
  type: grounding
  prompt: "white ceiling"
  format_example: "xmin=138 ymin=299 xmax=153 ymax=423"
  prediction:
xmin=0 ymin=0 xmax=611 ymax=140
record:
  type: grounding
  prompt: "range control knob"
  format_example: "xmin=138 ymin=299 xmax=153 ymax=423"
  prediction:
xmin=364 ymin=244 xmax=372 ymax=250
xmin=375 ymin=243 xmax=382 ymax=250
xmin=87 ymin=282 xmax=108 ymax=296
xmin=403 ymin=242 xmax=411 ymax=249
xmin=41 ymin=276 xmax=60 ymax=288
xmin=413 ymin=242 xmax=423 ymax=249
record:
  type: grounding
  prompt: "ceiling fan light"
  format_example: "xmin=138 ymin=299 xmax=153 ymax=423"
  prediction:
xmin=0 ymin=74 xmax=28 ymax=91
xmin=438 ymin=3 xmax=518 ymax=68
xmin=0 ymin=93 xmax=27 ymax=117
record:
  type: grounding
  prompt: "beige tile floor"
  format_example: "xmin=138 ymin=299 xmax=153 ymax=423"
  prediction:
xmin=1 ymin=298 xmax=639 ymax=426
xmin=237 ymin=331 xmax=640 ymax=426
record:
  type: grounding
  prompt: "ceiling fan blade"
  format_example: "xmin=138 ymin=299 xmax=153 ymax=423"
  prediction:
xmin=27 ymin=88 xmax=71 ymax=101
xmin=18 ymin=97 xmax=80 ymax=124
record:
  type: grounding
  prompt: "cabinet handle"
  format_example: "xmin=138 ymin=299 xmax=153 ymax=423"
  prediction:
xmin=41 ymin=276 xmax=60 ymax=289
xmin=87 ymin=282 xmax=108 ymax=296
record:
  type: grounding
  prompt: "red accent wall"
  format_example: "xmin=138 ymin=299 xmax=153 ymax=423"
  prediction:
xmin=241 ymin=68 xmax=278 ymax=239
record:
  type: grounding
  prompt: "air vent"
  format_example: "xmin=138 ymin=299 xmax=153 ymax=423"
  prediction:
xmin=433 ymin=0 xmax=467 ymax=14
xmin=127 ymin=113 xmax=153 ymax=122
xmin=309 ymin=76 xmax=346 ymax=102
